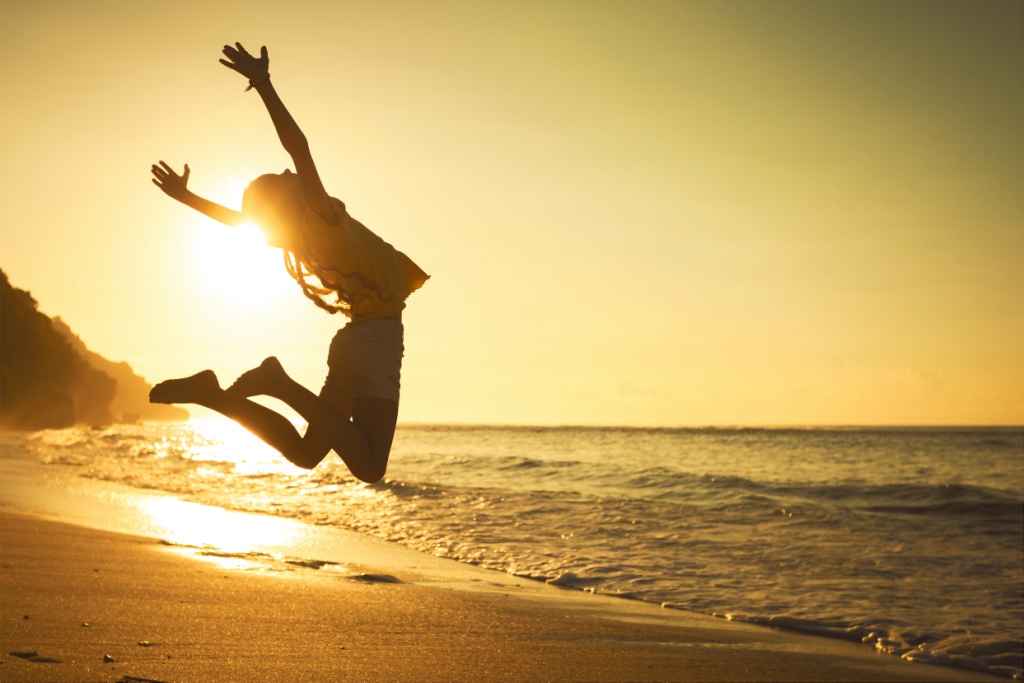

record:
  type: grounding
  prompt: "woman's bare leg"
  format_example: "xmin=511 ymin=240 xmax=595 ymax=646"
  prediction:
xmin=226 ymin=357 xmax=396 ymax=483
xmin=150 ymin=369 xmax=331 ymax=471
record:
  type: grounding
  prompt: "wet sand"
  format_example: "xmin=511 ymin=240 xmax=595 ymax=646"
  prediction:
xmin=1 ymin=504 xmax=1002 ymax=682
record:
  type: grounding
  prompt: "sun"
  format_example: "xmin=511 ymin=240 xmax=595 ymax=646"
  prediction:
xmin=194 ymin=222 xmax=294 ymax=307
xmin=189 ymin=173 xmax=298 ymax=309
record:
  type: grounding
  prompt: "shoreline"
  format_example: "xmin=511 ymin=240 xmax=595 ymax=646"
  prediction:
xmin=0 ymin=456 xmax=1004 ymax=682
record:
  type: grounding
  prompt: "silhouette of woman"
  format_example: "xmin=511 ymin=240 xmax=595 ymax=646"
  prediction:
xmin=149 ymin=43 xmax=428 ymax=483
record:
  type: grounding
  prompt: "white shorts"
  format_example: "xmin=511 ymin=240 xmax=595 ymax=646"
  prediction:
xmin=320 ymin=315 xmax=404 ymax=417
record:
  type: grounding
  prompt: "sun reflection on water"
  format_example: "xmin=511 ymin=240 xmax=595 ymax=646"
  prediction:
xmin=185 ymin=417 xmax=306 ymax=476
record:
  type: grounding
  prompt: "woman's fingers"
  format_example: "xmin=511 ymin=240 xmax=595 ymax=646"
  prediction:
xmin=222 ymin=42 xmax=248 ymax=60
xmin=151 ymin=161 xmax=187 ymax=183
xmin=221 ymin=43 xmax=266 ymax=70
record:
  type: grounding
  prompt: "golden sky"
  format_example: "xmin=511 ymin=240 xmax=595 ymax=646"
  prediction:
xmin=2 ymin=0 xmax=1021 ymax=426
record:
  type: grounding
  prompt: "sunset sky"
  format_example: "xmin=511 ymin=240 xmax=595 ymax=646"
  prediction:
xmin=2 ymin=0 xmax=1021 ymax=426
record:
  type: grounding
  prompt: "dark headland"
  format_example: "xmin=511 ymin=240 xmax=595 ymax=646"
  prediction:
xmin=0 ymin=269 xmax=187 ymax=430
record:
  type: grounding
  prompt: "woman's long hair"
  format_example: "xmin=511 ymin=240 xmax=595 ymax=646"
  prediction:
xmin=246 ymin=172 xmax=391 ymax=318
xmin=282 ymin=248 xmax=352 ymax=316
xmin=283 ymin=237 xmax=394 ymax=317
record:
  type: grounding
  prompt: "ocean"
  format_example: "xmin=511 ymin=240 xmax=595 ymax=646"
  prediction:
xmin=3 ymin=422 xmax=1022 ymax=679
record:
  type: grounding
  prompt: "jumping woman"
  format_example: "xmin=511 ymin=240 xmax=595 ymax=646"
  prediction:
xmin=149 ymin=43 xmax=428 ymax=483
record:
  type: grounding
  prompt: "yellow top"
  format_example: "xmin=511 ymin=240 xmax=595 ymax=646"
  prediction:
xmin=296 ymin=197 xmax=428 ymax=321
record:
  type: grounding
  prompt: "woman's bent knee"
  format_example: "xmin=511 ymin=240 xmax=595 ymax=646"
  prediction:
xmin=352 ymin=469 xmax=385 ymax=484
xmin=348 ymin=457 xmax=388 ymax=484
xmin=282 ymin=442 xmax=330 ymax=470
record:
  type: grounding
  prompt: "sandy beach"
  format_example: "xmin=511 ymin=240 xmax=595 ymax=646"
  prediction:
xmin=0 ymin=458 xmax=1002 ymax=683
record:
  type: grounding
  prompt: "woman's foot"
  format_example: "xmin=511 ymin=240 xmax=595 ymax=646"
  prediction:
xmin=150 ymin=370 xmax=221 ymax=405
xmin=226 ymin=357 xmax=290 ymax=398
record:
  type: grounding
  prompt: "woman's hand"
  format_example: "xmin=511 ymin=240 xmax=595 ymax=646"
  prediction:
xmin=219 ymin=42 xmax=269 ymax=83
xmin=151 ymin=161 xmax=191 ymax=202
xmin=150 ymin=161 xmax=243 ymax=226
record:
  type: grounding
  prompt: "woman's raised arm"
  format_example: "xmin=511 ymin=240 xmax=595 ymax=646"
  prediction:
xmin=151 ymin=161 xmax=244 ymax=227
xmin=219 ymin=43 xmax=336 ymax=225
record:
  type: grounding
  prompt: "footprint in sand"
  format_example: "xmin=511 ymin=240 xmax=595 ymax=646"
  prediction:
xmin=9 ymin=650 xmax=63 ymax=664
xmin=348 ymin=573 xmax=402 ymax=584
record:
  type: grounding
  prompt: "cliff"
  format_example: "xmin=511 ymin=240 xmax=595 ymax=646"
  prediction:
xmin=0 ymin=270 xmax=188 ymax=430
xmin=50 ymin=317 xmax=188 ymax=425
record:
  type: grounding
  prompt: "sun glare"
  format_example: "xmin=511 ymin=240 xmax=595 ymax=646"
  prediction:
xmin=195 ymin=222 xmax=293 ymax=307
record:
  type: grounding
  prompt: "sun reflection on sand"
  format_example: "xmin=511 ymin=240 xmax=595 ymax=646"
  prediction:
xmin=141 ymin=497 xmax=301 ymax=553
xmin=138 ymin=419 xmax=315 ymax=569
